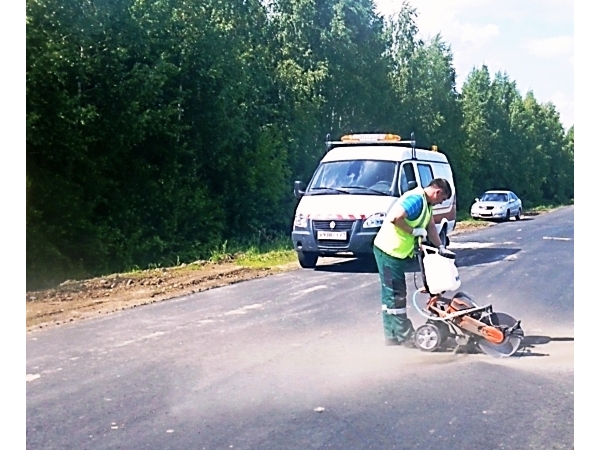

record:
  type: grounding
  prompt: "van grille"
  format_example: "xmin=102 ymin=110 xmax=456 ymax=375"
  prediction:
xmin=312 ymin=220 xmax=355 ymax=250
xmin=313 ymin=220 xmax=354 ymax=231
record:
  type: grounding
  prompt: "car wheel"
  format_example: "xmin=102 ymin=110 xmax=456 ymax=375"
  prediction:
xmin=504 ymin=210 xmax=511 ymax=222
xmin=297 ymin=251 xmax=318 ymax=269
xmin=515 ymin=208 xmax=522 ymax=220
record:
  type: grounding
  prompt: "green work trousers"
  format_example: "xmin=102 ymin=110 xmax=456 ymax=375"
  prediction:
xmin=373 ymin=245 xmax=414 ymax=343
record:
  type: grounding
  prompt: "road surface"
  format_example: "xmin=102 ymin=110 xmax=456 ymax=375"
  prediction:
xmin=27 ymin=206 xmax=574 ymax=449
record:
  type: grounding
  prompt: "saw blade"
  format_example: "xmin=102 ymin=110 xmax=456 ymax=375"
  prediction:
xmin=478 ymin=335 xmax=522 ymax=358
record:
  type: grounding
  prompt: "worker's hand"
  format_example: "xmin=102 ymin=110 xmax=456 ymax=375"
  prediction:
xmin=411 ymin=227 xmax=427 ymax=238
xmin=438 ymin=246 xmax=456 ymax=259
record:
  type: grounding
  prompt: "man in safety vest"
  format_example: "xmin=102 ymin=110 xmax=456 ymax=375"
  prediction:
xmin=373 ymin=178 xmax=453 ymax=346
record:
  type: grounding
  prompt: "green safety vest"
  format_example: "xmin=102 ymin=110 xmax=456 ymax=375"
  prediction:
xmin=373 ymin=187 xmax=432 ymax=259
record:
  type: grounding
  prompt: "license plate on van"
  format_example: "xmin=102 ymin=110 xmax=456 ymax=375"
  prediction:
xmin=317 ymin=231 xmax=347 ymax=240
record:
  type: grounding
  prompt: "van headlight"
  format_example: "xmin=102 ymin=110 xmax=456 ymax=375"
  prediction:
xmin=294 ymin=214 xmax=308 ymax=228
xmin=363 ymin=212 xmax=386 ymax=228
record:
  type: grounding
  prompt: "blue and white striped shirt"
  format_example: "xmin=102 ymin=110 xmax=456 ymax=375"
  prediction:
xmin=399 ymin=192 xmax=425 ymax=221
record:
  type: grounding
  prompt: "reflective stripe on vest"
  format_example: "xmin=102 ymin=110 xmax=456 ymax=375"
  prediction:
xmin=373 ymin=187 xmax=432 ymax=259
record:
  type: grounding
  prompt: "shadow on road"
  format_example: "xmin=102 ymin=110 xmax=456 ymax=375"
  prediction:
xmin=408 ymin=334 xmax=574 ymax=359
xmin=515 ymin=335 xmax=575 ymax=357
xmin=313 ymin=246 xmax=522 ymax=274
xmin=476 ymin=217 xmax=535 ymax=223
xmin=452 ymin=247 xmax=521 ymax=268
xmin=315 ymin=257 xmax=378 ymax=274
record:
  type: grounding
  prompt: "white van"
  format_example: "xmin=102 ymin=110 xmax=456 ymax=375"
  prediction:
xmin=291 ymin=133 xmax=457 ymax=268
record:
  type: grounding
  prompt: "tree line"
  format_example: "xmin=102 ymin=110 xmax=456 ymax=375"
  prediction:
xmin=26 ymin=0 xmax=574 ymax=290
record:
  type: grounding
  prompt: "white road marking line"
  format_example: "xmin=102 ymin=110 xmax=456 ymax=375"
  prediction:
xmin=224 ymin=303 xmax=264 ymax=316
xmin=26 ymin=374 xmax=41 ymax=382
xmin=543 ymin=236 xmax=572 ymax=241
xmin=449 ymin=241 xmax=517 ymax=249
xmin=114 ymin=331 xmax=166 ymax=347
xmin=296 ymin=285 xmax=328 ymax=294
xmin=448 ymin=242 xmax=495 ymax=249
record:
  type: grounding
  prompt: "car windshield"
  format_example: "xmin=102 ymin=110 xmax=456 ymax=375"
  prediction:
xmin=307 ymin=160 xmax=396 ymax=195
xmin=481 ymin=192 xmax=508 ymax=202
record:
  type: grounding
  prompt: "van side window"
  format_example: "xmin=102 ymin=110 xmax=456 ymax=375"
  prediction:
xmin=399 ymin=163 xmax=416 ymax=194
xmin=417 ymin=163 xmax=434 ymax=188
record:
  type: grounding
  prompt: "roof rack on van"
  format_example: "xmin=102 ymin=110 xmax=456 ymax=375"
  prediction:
xmin=409 ymin=132 xmax=439 ymax=158
xmin=341 ymin=133 xmax=403 ymax=143
xmin=326 ymin=133 xmax=409 ymax=151
xmin=325 ymin=132 xmax=440 ymax=155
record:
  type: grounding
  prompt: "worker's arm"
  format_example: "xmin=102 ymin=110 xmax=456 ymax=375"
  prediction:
xmin=388 ymin=195 xmax=430 ymax=238
xmin=388 ymin=206 xmax=414 ymax=235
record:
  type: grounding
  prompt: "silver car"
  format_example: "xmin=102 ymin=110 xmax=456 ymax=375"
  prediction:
xmin=470 ymin=190 xmax=522 ymax=221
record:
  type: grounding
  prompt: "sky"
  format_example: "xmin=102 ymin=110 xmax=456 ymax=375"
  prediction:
xmin=373 ymin=0 xmax=574 ymax=130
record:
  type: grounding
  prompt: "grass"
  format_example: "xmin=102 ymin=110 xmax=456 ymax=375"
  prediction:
xmin=525 ymin=204 xmax=563 ymax=214
xmin=235 ymin=248 xmax=298 ymax=268
xmin=456 ymin=210 xmax=477 ymax=223
xmin=207 ymin=234 xmax=298 ymax=269
xmin=119 ymin=234 xmax=298 ymax=274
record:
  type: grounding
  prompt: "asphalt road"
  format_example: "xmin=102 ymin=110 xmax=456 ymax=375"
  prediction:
xmin=26 ymin=206 xmax=574 ymax=450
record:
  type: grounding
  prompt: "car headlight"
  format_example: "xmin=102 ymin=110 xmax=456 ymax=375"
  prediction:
xmin=294 ymin=214 xmax=308 ymax=228
xmin=364 ymin=212 xmax=386 ymax=228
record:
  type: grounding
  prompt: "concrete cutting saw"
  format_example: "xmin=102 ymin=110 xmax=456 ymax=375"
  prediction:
xmin=411 ymin=242 xmax=524 ymax=358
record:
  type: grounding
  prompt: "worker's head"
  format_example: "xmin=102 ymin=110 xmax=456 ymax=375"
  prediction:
xmin=425 ymin=178 xmax=452 ymax=205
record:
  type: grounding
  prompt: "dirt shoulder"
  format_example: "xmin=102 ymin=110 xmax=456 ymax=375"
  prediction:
xmin=24 ymin=217 xmax=518 ymax=332
xmin=25 ymin=261 xmax=302 ymax=332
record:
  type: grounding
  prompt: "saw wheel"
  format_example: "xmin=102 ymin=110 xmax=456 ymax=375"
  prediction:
xmin=477 ymin=312 xmax=524 ymax=358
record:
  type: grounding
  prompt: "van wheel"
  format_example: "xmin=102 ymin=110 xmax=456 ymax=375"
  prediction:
xmin=515 ymin=208 xmax=522 ymax=220
xmin=298 ymin=251 xmax=318 ymax=268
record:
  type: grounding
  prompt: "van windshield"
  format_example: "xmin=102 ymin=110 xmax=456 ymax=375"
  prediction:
xmin=307 ymin=160 xmax=396 ymax=195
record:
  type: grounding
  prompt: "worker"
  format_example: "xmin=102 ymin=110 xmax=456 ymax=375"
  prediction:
xmin=373 ymin=178 xmax=452 ymax=346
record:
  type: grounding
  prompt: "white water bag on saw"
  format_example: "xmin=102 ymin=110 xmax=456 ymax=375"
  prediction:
xmin=422 ymin=248 xmax=461 ymax=294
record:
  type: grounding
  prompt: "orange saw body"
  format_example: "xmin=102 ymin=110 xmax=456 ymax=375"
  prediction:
xmin=412 ymin=244 xmax=524 ymax=357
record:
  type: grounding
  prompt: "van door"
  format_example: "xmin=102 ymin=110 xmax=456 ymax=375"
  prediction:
xmin=399 ymin=162 xmax=417 ymax=194
xmin=416 ymin=162 xmax=441 ymax=236
xmin=416 ymin=162 xmax=434 ymax=188
xmin=416 ymin=161 xmax=456 ymax=240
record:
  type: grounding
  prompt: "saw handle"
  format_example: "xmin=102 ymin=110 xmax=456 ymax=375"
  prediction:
xmin=420 ymin=243 xmax=456 ymax=259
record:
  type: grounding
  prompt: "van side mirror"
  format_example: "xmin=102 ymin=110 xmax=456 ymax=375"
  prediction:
xmin=294 ymin=180 xmax=306 ymax=199
xmin=474 ymin=198 xmax=479 ymax=202
xmin=407 ymin=180 xmax=417 ymax=191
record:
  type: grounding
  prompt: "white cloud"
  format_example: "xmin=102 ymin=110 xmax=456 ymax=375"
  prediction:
xmin=457 ymin=22 xmax=500 ymax=45
xmin=373 ymin=0 xmax=573 ymax=128
xmin=546 ymin=91 xmax=574 ymax=128
xmin=523 ymin=36 xmax=574 ymax=58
